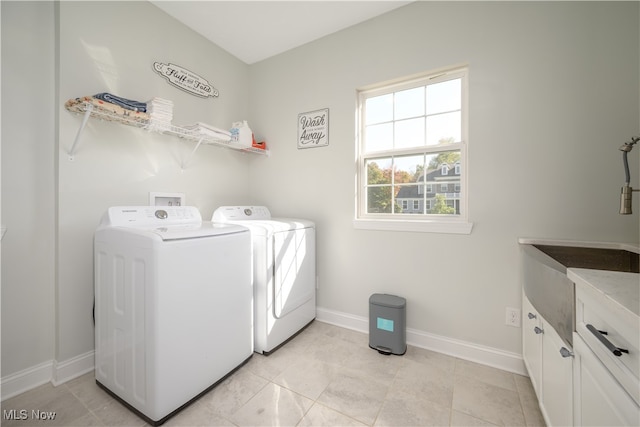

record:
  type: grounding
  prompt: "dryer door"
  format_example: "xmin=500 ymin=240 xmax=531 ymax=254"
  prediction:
xmin=272 ymin=227 xmax=315 ymax=318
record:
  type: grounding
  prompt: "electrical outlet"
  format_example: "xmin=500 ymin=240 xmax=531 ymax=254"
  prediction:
xmin=506 ymin=307 xmax=521 ymax=327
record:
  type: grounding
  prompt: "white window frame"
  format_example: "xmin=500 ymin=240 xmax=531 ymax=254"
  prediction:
xmin=354 ymin=66 xmax=473 ymax=234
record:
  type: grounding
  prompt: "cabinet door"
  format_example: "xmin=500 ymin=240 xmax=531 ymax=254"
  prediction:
xmin=523 ymin=295 xmax=543 ymax=396
xmin=541 ymin=320 xmax=573 ymax=427
xmin=574 ymin=333 xmax=640 ymax=426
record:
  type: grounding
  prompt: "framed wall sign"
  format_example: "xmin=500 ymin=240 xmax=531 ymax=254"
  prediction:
xmin=298 ymin=108 xmax=329 ymax=149
xmin=153 ymin=62 xmax=219 ymax=98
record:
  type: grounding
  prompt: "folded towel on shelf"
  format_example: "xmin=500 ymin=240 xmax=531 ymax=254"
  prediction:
xmin=94 ymin=93 xmax=147 ymax=112
xmin=182 ymin=122 xmax=232 ymax=141
xmin=65 ymin=96 xmax=150 ymax=125
xmin=146 ymin=97 xmax=173 ymax=109
xmin=194 ymin=122 xmax=231 ymax=136
xmin=146 ymin=98 xmax=174 ymax=132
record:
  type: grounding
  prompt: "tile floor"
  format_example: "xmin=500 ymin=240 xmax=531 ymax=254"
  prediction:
xmin=1 ymin=321 xmax=546 ymax=426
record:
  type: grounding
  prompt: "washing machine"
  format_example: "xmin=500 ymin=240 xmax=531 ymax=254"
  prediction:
xmin=212 ymin=206 xmax=316 ymax=354
xmin=94 ymin=206 xmax=252 ymax=425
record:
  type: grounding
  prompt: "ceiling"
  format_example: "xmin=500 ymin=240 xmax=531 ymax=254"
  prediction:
xmin=150 ymin=1 xmax=412 ymax=64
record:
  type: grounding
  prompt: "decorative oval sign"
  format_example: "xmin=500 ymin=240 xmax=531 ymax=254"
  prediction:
xmin=153 ymin=62 xmax=219 ymax=98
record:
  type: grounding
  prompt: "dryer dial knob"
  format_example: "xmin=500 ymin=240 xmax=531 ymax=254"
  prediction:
xmin=155 ymin=209 xmax=168 ymax=219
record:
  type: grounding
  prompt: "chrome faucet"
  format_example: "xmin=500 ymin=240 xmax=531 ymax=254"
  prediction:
xmin=619 ymin=136 xmax=639 ymax=214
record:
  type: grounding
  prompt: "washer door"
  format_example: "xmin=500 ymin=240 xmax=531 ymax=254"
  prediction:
xmin=272 ymin=227 xmax=315 ymax=318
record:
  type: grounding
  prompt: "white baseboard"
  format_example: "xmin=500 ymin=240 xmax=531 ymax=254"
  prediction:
xmin=316 ymin=306 xmax=527 ymax=376
xmin=1 ymin=351 xmax=95 ymax=401
xmin=52 ymin=350 xmax=95 ymax=387
xmin=0 ymin=360 xmax=54 ymax=402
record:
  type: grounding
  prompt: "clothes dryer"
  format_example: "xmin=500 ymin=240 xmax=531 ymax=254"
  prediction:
xmin=212 ymin=206 xmax=316 ymax=354
xmin=94 ymin=206 xmax=252 ymax=425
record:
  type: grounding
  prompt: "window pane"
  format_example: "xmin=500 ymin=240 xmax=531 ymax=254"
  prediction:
xmin=366 ymin=158 xmax=392 ymax=185
xmin=426 ymin=111 xmax=461 ymax=145
xmin=367 ymin=186 xmax=393 ymax=213
xmin=425 ymin=151 xmax=461 ymax=170
xmin=395 ymin=87 xmax=424 ymax=120
xmin=426 ymin=78 xmax=461 ymax=115
xmin=394 ymin=118 xmax=425 ymax=149
xmin=423 ymin=150 xmax=462 ymax=216
xmin=395 ymin=184 xmax=421 ymax=214
xmin=365 ymin=94 xmax=393 ymax=125
xmin=394 ymin=154 xmax=424 ymax=183
xmin=365 ymin=123 xmax=393 ymax=152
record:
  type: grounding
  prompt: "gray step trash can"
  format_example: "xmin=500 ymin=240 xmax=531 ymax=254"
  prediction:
xmin=369 ymin=293 xmax=406 ymax=355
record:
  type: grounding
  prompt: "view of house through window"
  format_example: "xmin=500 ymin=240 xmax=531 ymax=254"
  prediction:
xmin=357 ymin=67 xmax=467 ymax=219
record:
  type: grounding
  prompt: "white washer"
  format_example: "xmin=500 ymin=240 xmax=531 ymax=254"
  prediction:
xmin=213 ymin=206 xmax=316 ymax=354
xmin=94 ymin=206 xmax=252 ymax=425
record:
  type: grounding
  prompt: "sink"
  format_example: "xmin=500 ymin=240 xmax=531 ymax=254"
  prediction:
xmin=521 ymin=242 xmax=639 ymax=348
xmin=533 ymin=245 xmax=639 ymax=273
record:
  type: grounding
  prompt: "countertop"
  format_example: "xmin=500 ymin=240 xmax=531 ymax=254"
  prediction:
xmin=568 ymin=268 xmax=640 ymax=320
xmin=518 ymin=237 xmax=639 ymax=254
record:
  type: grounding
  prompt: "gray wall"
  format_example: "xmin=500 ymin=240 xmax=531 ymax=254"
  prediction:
xmin=1 ymin=0 xmax=57 ymax=378
xmin=56 ymin=0 xmax=252 ymax=365
xmin=247 ymin=1 xmax=640 ymax=352
xmin=1 ymin=0 xmax=638 ymax=390
xmin=2 ymin=0 xmax=254 ymax=381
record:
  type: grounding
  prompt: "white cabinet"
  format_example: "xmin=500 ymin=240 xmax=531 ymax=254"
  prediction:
xmin=523 ymin=295 xmax=543 ymax=395
xmin=522 ymin=294 xmax=573 ymax=427
xmin=571 ymin=268 xmax=640 ymax=427
xmin=573 ymin=333 xmax=640 ymax=426
xmin=542 ymin=322 xmax=574 ymax=427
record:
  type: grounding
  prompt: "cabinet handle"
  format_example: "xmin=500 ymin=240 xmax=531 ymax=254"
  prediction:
xmin=534 ymin=326 xmax=544 ymax=334
xmin=586 ymin=324 xmax=629 ymax=357
xmin=559 ymin=347 xmax=574 ymax=358
xmin=528 ymin=312 xmax=537 ymax=320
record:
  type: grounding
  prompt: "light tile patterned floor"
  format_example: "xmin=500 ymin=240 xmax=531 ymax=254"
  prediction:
xmin=1 ymin=321 xmax=546 ymax=426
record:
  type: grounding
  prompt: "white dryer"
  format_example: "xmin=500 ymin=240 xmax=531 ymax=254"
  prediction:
xmin=94 ymin=206 xmax=252 ymax=425
xmin=212 ymin=206 xmax=316 ymax=354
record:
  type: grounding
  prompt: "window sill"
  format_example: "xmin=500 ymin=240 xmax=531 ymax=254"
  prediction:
xmin=353 ymin=218 xmax=473 ymax=234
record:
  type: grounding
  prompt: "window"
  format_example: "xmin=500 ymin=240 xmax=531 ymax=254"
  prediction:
xmin=354 ymin=66 xmax=472 ymax=234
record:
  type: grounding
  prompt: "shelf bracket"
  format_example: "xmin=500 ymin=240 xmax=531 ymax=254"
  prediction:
xmin=68 ymin=103 xmax=93 ymax=160
xmin=181 ymin=137 xmax=205 ymax=170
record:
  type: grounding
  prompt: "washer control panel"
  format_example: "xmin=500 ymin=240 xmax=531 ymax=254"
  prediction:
xmin=104 ymin=206 xmax=202 ymax=227
xmin=212 ymin=206 xmax=271 ymax=222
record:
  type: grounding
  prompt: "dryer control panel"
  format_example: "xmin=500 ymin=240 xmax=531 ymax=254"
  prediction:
xmin=212 ymin=206 xmax=271 ymax=222
xmin=103 ymin=206 xmax=202 ymax=227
